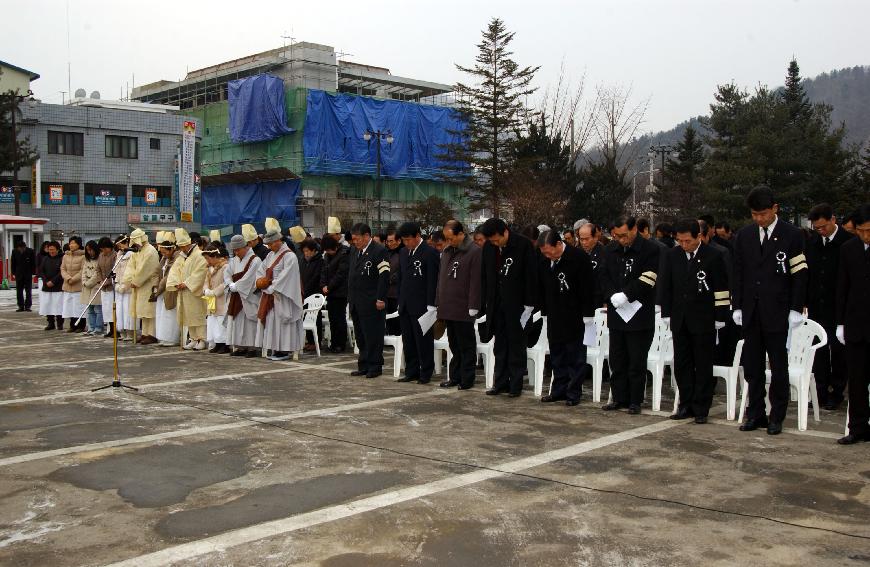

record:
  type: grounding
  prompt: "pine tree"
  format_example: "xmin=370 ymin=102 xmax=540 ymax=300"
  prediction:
xmin=440 ymin=18 xmax=540 ymax=217
xmin=782 ymin=59 xmax=812 ymax=123
xmin=0 ymin=78 xmax=39 ymax=202
xmin=655 ymin=124 xmax=706 ymax=217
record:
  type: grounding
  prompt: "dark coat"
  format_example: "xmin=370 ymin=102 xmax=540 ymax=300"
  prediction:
xmin=11 ymin=247 xmax=36 ymax=279
xmin=835 ymin=237 xmax=870 ymax=343
xmin=397 ymin=241 xmax=439 ymax=317
xmin=321 ymin=247 xmax=349 ymax=299
xmin=732 ymin=218 xmax=808 ymax=332
xmin=538 ymin=244 xmax=595 ymax=343
xmin=584 ymin=242 xmax=606 ymax=307
xmin=481 ymin=231 xmax=538 ymax=323
xmin=40 ymin=254 xmax=64 ymax=292
xmin=436 ymin=235 xmax=481 ymax=322
xmin=387 ymin=246 xmax=402 ymax=299
xmin=347 ymin=240 xmax=390 ymax=316
xmin=659 ymin=243 xmax=730 ymax=334
xmin=806 ymin=226 xmax=852 ymax=327
xmin=707 ymin=239 xmax=733 ymax=287
xmin=599 ymin=235 xmax=661 ymax=331
xmin=253 ymin=242 xmax=269 ymax=261
xmin=300 ymin=254 xmax=325 ymax=299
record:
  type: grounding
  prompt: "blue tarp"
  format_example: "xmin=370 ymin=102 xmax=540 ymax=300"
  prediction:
xmin=302 ymin=89 xmax=465 ymax=180
xmin=228 ymin=74 xmax=295 ymax=143
xmin=201 ymin=179 xmax=300 ymax=226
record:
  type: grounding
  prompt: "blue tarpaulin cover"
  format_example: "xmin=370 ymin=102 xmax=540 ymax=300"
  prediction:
xmin=303 ymin=89 xmax=465 ymax=180
xmin=201 ymin=179 xmax=300 ymax=226
xmin=228 ymin=74 xmax=295 ymax=143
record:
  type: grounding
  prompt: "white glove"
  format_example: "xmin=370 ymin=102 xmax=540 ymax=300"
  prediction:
xmin=583 ymin=316 xmax=594 ymax=324
xmin=427 ymin=305 xmax=437 ymax=313
xmin=836 ymin=325 xmax=845 ymax=345
xmin=264 ymin=285 xmax=275 ymax=295
xmin=228 ymin=282 xmax=237 ymax=293
xmin=732 ymin=309 xmax=743 ymax=326
xmin=714 ymin=321 xmax=726 ymax=330
xmin=610 ymin=292 xmax=629 ymax=308
xmin=468 ymin=309 xmax=478 ymax=317
xmin=520 ymin=305 xmax=534 ymax=328
xmin=788 ymin=310 xmax=805 ymax=329
xmin=661 ymin=317 xmax=670 ymax=328
xmin=203 ymin=288 xmax=214 ymax=297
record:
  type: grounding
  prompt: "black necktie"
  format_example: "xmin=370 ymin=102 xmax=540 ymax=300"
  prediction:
xmin=761 ymin=227 xmax=769 ymax=252
xmin=824 ymin=236 xmax=829 ymax=247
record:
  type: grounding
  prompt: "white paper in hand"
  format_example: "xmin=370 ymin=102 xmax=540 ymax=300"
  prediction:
xmin=616 ymin=300 xmax=642 ymax=323
xmin=583 ymin=321 xmax=597 ymax=346
xmin=418 ymin=308 xmax=438 ymax=334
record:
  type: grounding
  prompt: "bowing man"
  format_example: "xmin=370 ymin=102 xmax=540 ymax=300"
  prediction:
xmin=347 ymin=223 xmax=390 ymax=379
xmin=255 ymin=229 xmax=304 ymax=361
xmin=224 ymin=235 xmax=263 ymax=358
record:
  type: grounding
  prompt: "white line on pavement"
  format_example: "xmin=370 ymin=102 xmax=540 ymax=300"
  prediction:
xmin=3 ymin=350 xmax=184 ymax=370
xmin=102 ymin=418 xmax=685 ymax=567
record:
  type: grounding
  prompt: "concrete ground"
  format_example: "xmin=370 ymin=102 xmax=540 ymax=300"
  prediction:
xmin=0 ymin=290 xmax=868 ymax=566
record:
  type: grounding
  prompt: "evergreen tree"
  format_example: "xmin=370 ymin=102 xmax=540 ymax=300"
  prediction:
xmin=655 ymin=124 xmax=706 ymax=217
xmin=0 ymin=82 xmax=39 ymax=178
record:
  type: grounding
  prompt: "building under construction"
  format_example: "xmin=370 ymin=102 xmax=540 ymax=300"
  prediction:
xmin=131 ymin=42 xmax=466 ymax=235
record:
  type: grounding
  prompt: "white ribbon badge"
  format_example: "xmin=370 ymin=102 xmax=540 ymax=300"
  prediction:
xmin=557 ymin=271 xmax=569 ymax=292
xmin=696 ymin=269 xmax=709 ymax=293
xmin=363 ymin=260 xmax=372 ymax=276
xmin=502 ymin=257 xmax=514 ymax=276
xmin=450 ymin=261 xmax=460 ymax=279
xmin=413 ymin=259 xmax=422 ymax=276
xmin=775 ymin=251 xmax=787 ymax=274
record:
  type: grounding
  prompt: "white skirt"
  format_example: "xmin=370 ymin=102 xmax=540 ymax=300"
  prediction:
xmin=115 ymin=292 xmax=133 ymax=330
xmin=156 ymin=300 xmax=180 ymax=344
xmin=62 ymin=291 xmax=85 ymax=320
xmin=38 ymin=291 xmax=64 ymax=316
xmin=100 ymin=290 xmax=115 ymax=323
xmin=207 ymin=315 xmax=227 ymax=344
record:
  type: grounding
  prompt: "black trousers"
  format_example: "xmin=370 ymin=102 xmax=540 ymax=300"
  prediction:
xmin=608 ymin=327 xmax=655 ymax=406
xmin=813 ymin=323 xmax=847 ymax=404
xmin=673 ymin=325 xmax=715 ymax=417
xmin=549 ymin=339 xmax=586 ymax=402
xmin=326 ymin=297 xmax=348 ymax=350
xmin=16 ymin=280 xmax=32 ymax=309
xmin=713 ymin=320 xmax=739 ymax=366
xmin=350 ymin=303 xmax=384 ymax=373
xmin=742 ymin=308 xmax=789 ymax=423
xmin=386 ymin=298 xmax=401 ymax=335
xmin=446 ymin=320 xmax=477 ymax=387
xmin=400 ymin=308 xmax=435 ymax=381
xmin=845 ymin=340 xmax=870 ymax=436
xmin=492 ymin=310 xmax=528 ymax=395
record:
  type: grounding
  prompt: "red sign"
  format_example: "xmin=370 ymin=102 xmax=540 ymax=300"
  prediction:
xmin=49 ymin=185 xmax=63 ymax=203
xmin=145 ymin=188 xmax=158 ymax=205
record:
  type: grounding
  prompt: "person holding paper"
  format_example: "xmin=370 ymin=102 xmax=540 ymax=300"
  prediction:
xmin=732 ymin=186 xmax=808 ymax=436
xmin=537 ymin=230 xmax=595 ymax=406
xmin=436 ymin=220 xmax=482 ymax=390
xmin=480 ymin=218 xmax=538 ymax=398
xmin=347 ymin=223 xmax=390 ymax=379
xmin=600 ymin=216 xmax=661 ymax=414
xmin=395 ymin=222 xmax=440 ymax=384
xmin=659 ymin=219 xmax=730 ymax=424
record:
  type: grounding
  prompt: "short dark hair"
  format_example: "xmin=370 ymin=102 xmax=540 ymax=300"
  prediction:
xmin=431 ymin=231 xmax=445 ymax=243
xmin=746 ymin=185 xmax=776 ymax=211
xmin=853 ymin=204 xmax=870 ymax=226
xmin=385 ymin=226 xmax=398 ymax=238
xmin=536 ymin=229 xmax=562 ymax=248
xmin=46 ymin=241 xmax=60 ymax=251
xmin=98 ymin=236 xmax=114 ymax=250
xmin=612 ymin=216 xmax=638 ymax=231
xmin=562 ymin=229 xmax=574 ymax=238
xmin=674 ymin=219 xmax=701 ymax=238
xmin=443 ymin=220 xmax=464 ymax=236
xmin=655 ymin=222 xmax=674 ymax=237
xmin=84 ymin=240 xmax=100 ymax=259
xmin=397 ymin=221 xmax=422 ymax=238
xmin=189 ymin=231 xmax=202 ymax=246
xmin=697 ymin=219 xmax=710 ymax=237
xmin=713 ymin=221 xmax=730 ymax=232
xmin=698 ymin=214 xmax=715 ymax=226
xmin=807 ymin=203 xmax=834 ymax=222
xmin=321 ymin=235 xmax=339 ymax=251
xmin=350 ymin=223 xmax=371 ymax=236
xmin=68 ymin=235 xmax=83 ymax=248
xmin=299 ymin=239 xmax=319 ymax=252
xmin=15 ymin=240 xmax=26 ymax=248
xmin=479 ymin=218 xmax=508 ymax=237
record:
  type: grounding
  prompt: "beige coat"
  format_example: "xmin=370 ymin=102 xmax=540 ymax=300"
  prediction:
xmin=124 ymin=242 xmax=160 ymax=319
xmin=206 ymin=260 xmax=228 ymax=316
xmin=175 ymin=246 xmax=208 ymax=327
xmin=60 ymin=249 xmax=85 ymax=292
xmin=80 ymin=257 xmax=103 ymax=305
xmin=114 ymin=251 xmax=132 ymax=293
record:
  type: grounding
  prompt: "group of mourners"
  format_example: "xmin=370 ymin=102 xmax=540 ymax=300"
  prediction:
xmin=19 ymin=185 xmax=870 ymax=445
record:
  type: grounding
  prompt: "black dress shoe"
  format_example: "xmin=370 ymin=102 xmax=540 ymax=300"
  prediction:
xmin=541 ymin=395 xmax=560 ymax=403
xmin=837 ymin=432 xmax=869 ymax=445
xmin=457 ymin=384 xmax=474 ymax=390
xmin=439 ymin=380 xmax=459 ymax=388
xmin=244 ymin=350 xmax=258 ymax=358
xmin=485 ymin=388 xmax=505 ymax=396
xmin=766 ymin=422 xmax=783 ymax=435
xmin=566 ymin=400 xmax=580 ymax=407
xmin=739 ymin=418 xmax=769 ymax=432
xmin=627 ymin=404 xmax=641 ymax=415
xmin=350 ymin=370 xmax=367 ymax=376
xmin=602 ymin=402 xmax=625 ymax=411
xmin=416 ymin=379 xmax=431 ymax=385
xmin=694 ymin=416 xmax=708 ymax=424
xmin=230 ymin=349 xmax=247 ymax=357
xmin=396 ymin=376 xmax=416 ymax=382
xmin=15 ymin=308 xmax=24 ymax=312
xmin=669 ymin=408 xmax=692 ymax=420
xmin=508 ymin=392 xmax=521 ymax=398
xmin=366 ymin=371 xmax=382 ymax=379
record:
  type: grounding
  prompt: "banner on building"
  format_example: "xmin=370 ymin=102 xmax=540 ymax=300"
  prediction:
xmin=180 ymin=120 xmax=196 ymax=222
xmin=145 ymin=188 xmax=158 ymax=205
xmin=31 ymin=160 xmax=41 ymax=208
xmin=49 ymin=185 xmax=63 ymax=203
xmin=95 ymin=189 xmax=116 ymax=206
xmin=0 ymin=185 xmax=13 ymax=203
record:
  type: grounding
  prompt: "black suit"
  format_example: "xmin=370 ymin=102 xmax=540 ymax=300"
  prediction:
xmin=836 ymin=238 xmax=870 ymax=436
xmin=481 ymin=232 xmax=537 ymax=395
xmin=11 ymin=247 xmax=36 ymax=309
xmin=806 ymin=227 xmax=852 ymax=405
xmin=708 ymin=239 xmax=737 ymax=365
xmin=584 ymin=242 xmax=606 ymax=307
xmin=733 ymin=218 xmax=808 ymax=424
xmin=348 ymin=241 xmax=390 ymax=374
xmin=599 ymin=235 xmax=661 ymax=406
xmin=659 ymin=243 xmax=730 ymax=417
xmin=397 ymin=241 xmax=440 ymax=382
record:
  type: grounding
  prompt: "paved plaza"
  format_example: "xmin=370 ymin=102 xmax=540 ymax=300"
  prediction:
xmin=0 ymin=292 xmax=868 ymax=566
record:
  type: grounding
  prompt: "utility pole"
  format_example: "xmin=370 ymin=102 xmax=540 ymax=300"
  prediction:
xmin=363 ymin=130 xmax=394 ymax=231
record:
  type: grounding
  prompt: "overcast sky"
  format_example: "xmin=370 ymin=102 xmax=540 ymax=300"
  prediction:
xmin=4 ymin=0 xmax=868 ymax=134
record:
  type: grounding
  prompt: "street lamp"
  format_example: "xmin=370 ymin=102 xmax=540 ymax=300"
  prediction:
xmin=7 ymin=89 xmax=36 ymax=216
xmin=363 ymin=129 xmax=393 ymax=230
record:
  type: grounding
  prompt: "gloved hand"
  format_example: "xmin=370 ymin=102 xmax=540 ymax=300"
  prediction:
xmin=661 ymin=317 xmax=670 ymax=328
xmin=788 ymin=310 xmax=805 ymax=329
xmin=610 ymin=292 xmax=629 ymax=308
xmin=203 ymin=288 xmax=214 ymax=297
xmin=264 ymin=285 xmax=275 ymax=295
xmin=732 ymin=309 xmax=743 ymax=326
xmin=468 ymin=309 xmax=479 ymax=317
xmin=583 ymin=316 xmax=594 ymax=324
xmin=228 ymin=282 xmax=237 ymax=293
xmin=427 ymin=305 xmax=437 ymax=313
xmin=836 ymin=325 xmax=845 ymax=345
xmin=714 ymin=321 xmax=726 ymax=330
xmin=520 ymin=305 xmax=534 ymax=328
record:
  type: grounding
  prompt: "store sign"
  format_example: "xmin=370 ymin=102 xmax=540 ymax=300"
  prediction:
xmin=179 ymin=120 xmax=196 ymax=222
xmin=49 ymin=185 xmax=64 ymax=203
xmin=31 ymin=160 xmax=41 ymax=208
xmin=145 ymin=188 xmax=158 ymax=205
xmin=0 ymin=186 xmax=14 ymax=203
xmin=95 ymin=189 xmax=116 ymax=206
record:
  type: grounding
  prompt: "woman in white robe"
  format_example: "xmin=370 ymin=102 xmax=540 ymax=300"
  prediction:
xmin=256 ymin=231 xmax=304 ymax=360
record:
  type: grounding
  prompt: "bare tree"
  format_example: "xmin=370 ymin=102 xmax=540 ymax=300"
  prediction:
xmin=588 ymin=84 xmax=649 ymax=170
xmin=536 ymin=60 xmax=596 ymax=166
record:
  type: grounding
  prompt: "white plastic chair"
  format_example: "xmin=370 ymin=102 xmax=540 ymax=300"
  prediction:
xmin=738 ymin=319 xmax=827 ymax=431
xmin=476 ymin=315 xmax=495 ymax=389
xmin=346 ymin=304 xmax=358 ymax=354
xmin=586 ymin=308 xmax=609 ymax=402
xmin=320 ymin=298 xmax=331 ymax=346
xmin=673 ymin=339 xmax=744 ymax=420
xmin=383 ymin=311 xmax=404 ymax=378
xmin=302 ymin=294 xmax=326 ymax=357
xmin=649 ymin=317 xmax=675 ymax=412
xmin=526 ymin=312 xmax=550 ymax=397
xmin=433 ymin=333 xmax=452 ymax=376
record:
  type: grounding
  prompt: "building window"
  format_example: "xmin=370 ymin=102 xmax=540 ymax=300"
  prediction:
xmin=84 ymin=183 xmax=126 ymax=206
xmin=150 ymin=138 xmax=160 ymax=150
xmin=48 ymin=131 xmax=84 ymax=156
xmin=132 ymin=185 xmax=171 ymax=207
xmin=105 ymin=135 xmax=138 ymax=159
xmin=41 ymin=182 xmax=79 ymax=205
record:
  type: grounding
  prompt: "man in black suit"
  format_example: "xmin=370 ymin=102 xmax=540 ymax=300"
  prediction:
xmin=732 ymin=186 xmax=808 ymax=435
xmin=11 ymin=241 xmax=36 ymax=312
xmin=395 ymin=222 xmax=440 ymax=384
xmin=699 ymin=219 xmax=736 ymax=365
xmin=659 ymin=219 xmax=730 ymax=423
xmin=600 ymin=216 xmax=661 ymax=414
xmin=480 ymin=218 xmax=537 ymax=397
xmin=806 ymin=203 xmax=853 ymax=410
xmin=577 ymin=222 xmax=607 ymax=308
xmin=537 ymin=230 xmax=595 ymax=406
xmin=347 ymin=223 xmax=390 ymax=379
xmin=835 ymin=203 xmax=870 ymax=445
